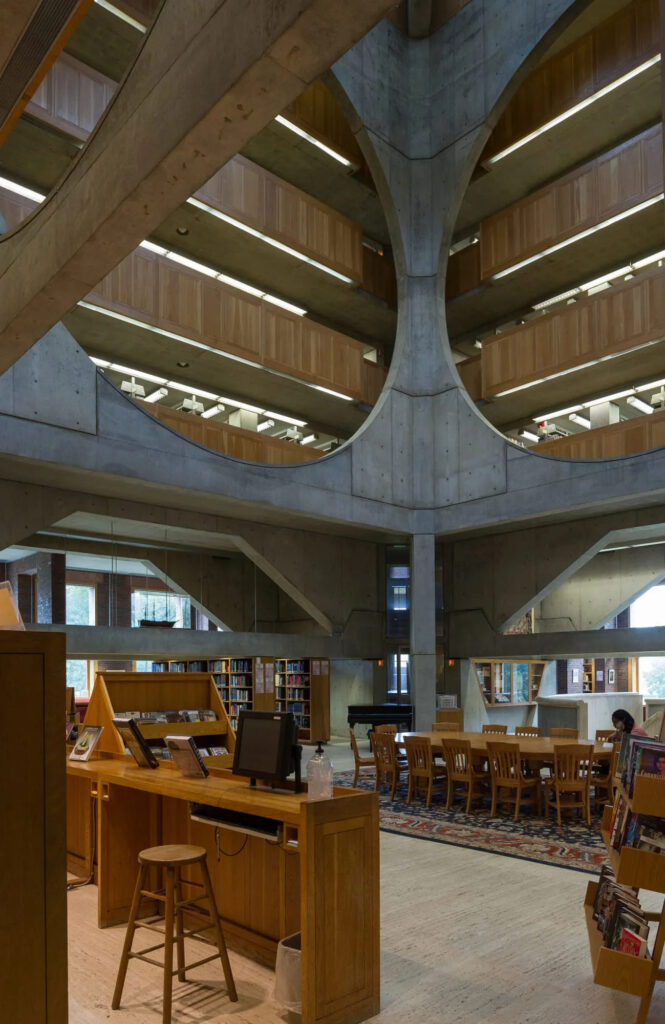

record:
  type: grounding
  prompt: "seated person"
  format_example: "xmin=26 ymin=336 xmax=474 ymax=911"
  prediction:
xmin=607 ymin=708 xmax=648 ymax=744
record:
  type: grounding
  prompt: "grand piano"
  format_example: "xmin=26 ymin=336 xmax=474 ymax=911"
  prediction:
xmin=347 ymin=702 xmax=414 ymax=733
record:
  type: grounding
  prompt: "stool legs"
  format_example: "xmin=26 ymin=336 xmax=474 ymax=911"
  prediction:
xmin=162 ymin=867 xmax=175 ymax=1024
xmin=200 ymin=859 xmax=238 ymax=1002
xmin=112 ymin=862 xmax=147 ymax=1010
xmin=174 ymin=877 xmax=186 ymax=984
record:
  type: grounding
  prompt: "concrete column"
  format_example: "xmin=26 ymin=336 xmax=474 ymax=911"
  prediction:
xmin=410 ymin=533 xmax=436 ymax=730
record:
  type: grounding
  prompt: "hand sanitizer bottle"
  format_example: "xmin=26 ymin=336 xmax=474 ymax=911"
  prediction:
xmin=306 ymin=741 xmax=333 ymax=800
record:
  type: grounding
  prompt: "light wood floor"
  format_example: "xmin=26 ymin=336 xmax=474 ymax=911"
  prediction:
xmin=68 ymin=826 xmax=665 ymax=1024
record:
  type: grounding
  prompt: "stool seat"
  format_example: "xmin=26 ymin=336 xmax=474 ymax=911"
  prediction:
xmin=139 ymin=844 xmax=207 ymax=867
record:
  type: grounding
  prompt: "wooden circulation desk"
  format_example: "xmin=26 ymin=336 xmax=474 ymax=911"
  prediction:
xmin=67 ymin=757 xmax=379 ymax=1024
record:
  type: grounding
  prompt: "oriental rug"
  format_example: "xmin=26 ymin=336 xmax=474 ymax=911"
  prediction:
xmin=334 ymin=770 xmax=607 ymax=874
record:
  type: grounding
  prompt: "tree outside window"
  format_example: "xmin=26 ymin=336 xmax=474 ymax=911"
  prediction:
xmin=66 ymin=584 xmax=96 ymax=625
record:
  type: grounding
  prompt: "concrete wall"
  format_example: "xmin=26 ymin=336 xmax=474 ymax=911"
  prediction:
xmin=331 ymin=659 xmax=376 ymax=739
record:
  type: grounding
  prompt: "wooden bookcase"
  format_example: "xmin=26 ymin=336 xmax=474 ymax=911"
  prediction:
xmin=85 ymin=671 xmax=236 ymax=769
xmin=473 ymin=659 xmax=547 ymax=706
xmin=275 ymin=658 xmax=330 ymax=741
xmin=150 ymin=656 xmax=330 ymax=742
xmin=584 ymin=775 xmax=665 ymax=1022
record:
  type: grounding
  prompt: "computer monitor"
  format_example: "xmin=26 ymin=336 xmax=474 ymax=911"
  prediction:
xmin=232 ymin=711 xmax=300 ymax=790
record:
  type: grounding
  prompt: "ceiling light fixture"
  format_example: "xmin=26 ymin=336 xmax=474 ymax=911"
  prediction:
xmin=256 ymin=419 xmax=275 ymax=432
xmin=200 ymin=403 xmax=226 ymax=419
xmin=584 ymin=389 xmax=635 ymax=408
xmin=313 ymin=385 xmax=354 ymax=401
xmin=627 ymin=395 xmax=654 ymax=415
xmin=300 ymin=434 xmax=317 ymax=445
xmin=187 ymin=196 xmax=355 ymax=284
xmin=569 ymin=413 xmax=591 ymax=429
xmin=93 ymin=0 xmax=147 ymax=32
xmin=485 ymin=55 xmax=662 ymax=167
xmin=531 ymin=404 xmax=582 ymax=422
xmin=143 ymin=386 xmax=169 ymax=403
xmin=274 ymin=115 xmax=352 ymax=167
xmin=0 ymin=175 xmax=45 ymax=203
xmin=491 ymin=194 xmax=665 ymax=280
xmin=519 ymin=429 xmax=539 ymax=443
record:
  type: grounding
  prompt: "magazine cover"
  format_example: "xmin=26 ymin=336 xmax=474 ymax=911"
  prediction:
xmin=69 ymin=724 xmax=103 ymax=761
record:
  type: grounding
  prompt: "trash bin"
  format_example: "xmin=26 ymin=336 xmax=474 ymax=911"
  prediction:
xmin=274 ymin=931 xmax=302 ymax=1014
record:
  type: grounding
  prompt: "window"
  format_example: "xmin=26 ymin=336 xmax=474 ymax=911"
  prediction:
xmin=66 ymin=659 xmax=92 ymax=698
xmin=387 ymin=563 xmax=410 ymax=636
xmin=388 ymin=650 xmax=410 ymax=697
xmin=66 ymin=584 xmax=96 ymax=625
xmin=131 ymin=589 xmax=191 ymax=629
xmin=631 ymin=586 xmax=665 ymax=697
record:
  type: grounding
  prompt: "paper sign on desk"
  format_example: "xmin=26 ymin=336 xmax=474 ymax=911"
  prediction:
xmin=265 ymin=664 xmax=274 ymax=693
xmin=256 ymin=659 xmax=264 ymax=694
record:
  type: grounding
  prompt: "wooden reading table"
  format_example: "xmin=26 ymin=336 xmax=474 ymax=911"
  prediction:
xmin=396 ymin=730 xmax=613 ymax=761
xmin=67 ymin=756 xmax=379 ymax=1024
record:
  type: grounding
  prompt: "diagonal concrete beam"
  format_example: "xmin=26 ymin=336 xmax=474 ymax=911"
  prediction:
xmin=536 ymin=546 xmax=665 ymax=632
xmin=0 ymin=0 xmax=395 ymax=373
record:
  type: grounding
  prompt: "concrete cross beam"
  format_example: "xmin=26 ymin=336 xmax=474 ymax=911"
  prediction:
xmin=0 ymin=0 xmax=396 ymax=373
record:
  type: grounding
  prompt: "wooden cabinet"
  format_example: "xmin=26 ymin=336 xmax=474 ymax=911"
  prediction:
xmin=473 ymin=659 xmax=547 ymax=706
xmin=584 ymin=776 xmax=665 ymax=1021
xmin=0 ymin=631 xmax=67 ymax=1024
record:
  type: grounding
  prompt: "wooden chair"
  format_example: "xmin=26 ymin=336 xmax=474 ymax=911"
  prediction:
xmin=543 ymin=744 xmax=593 ymax=826
xmin=374 ymin=724 xmax=397 ymax=734
xmin=404 ymin=735 xmax=446 ymax=808
xmin=113 ymin=844 xmax=237 ymax=1024
xmin=595 ymin=729 xmax=616 ymax=742
xmin=550 ymin=728 xmax=579 ymax=739
xmin=515 ymin=726 xmax=541 ymax=737
xmin=482 ymin=724 xmax=508 ymax=734
xmin=432 ymin=722 xmax=459 ymax=732
xmin=487 ymin=741 xmax=541 ymax=820
xmin=591 ymin=741 xmax=621 ymax=810
xmin=373 ymin=731 xmax=408 ymax=800
xmin=441 ymin=737 xmax=489 ymax=813
xmin=349 ymin=728 xmax=374 ymax=787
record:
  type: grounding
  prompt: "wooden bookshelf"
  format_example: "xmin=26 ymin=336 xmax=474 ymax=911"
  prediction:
xmin=85 ymin=671 xmax=236 ymax=769
xmin=473 ymin=659 xmax=547 ymax=706
xmin=275 ymin=658 xmax=330 ymax=742
xmin=585 ymin=774 xmax=665 ymax=1022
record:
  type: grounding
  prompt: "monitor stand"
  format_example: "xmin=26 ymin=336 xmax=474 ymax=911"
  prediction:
xmin=247 ymin=744 xmax=302 ymax=793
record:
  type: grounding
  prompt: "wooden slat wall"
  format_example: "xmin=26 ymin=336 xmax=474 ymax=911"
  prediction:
xmin=480 ymin=123 xmax=663 ymax=280
xmin=483 ymin=0 xmax=659 ymax=162
xmin=139 ymin=401 xmax=320 ymax=465
xmin=480 ymin=264 xmax=665 ymax=398
xmin=446 ymin=242 xmax=481 ymax=300
xmin=27 ymin=52 xmax=114 ymax=141
xmin=361 ymin=246 xmax=397 ymax=306
xmin=457 ymin=355 xmax=482 ymax=401
xmin=89 ymin=247 xmax=383 ymax=402
xmin=282 ymin=80 xmax=363 ymax=168
xmin=196 ymin=154 xmax=363 ymax=283
xmin=536 ymin=406 xmax=665 ymax=459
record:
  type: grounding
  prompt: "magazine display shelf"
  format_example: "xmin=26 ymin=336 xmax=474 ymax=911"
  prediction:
xmin=583 ymin=775 xmax=665 ymax=1023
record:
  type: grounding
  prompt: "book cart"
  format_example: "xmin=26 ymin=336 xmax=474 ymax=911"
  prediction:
xmin=584 ymin=775 xmax=665 ymax=1023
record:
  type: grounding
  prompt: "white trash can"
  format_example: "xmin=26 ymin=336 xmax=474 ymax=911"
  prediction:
xmin=274 ymin=932 xmax=302 ymax=1014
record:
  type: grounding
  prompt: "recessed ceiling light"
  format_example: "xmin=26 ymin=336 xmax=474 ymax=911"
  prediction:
xmin=176 ymin=361 xmax=189 ymax=368
xmin=176 ymin=226 xmax=189 ymax=236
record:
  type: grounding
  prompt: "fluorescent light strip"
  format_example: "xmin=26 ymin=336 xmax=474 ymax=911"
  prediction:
xmin=274 ymin=115 xmax=352 ymax=167
xmin=532 ymin=404 xmax=582 ymax=422
xmin=263 ymin=410 xmax=307 ymax=426
xmin=187 ymin=197 xmax=355 ymax=284
xmin=636 ymin=378 xmax=665 ymax=393
xmin=486 ymin=55 xmax=661 ymax=166
xmin=300 ymin=434 xmax=317 ymax=445
xmin=580 ymin=265 xmax=632 ymax=292
xmin=138 ymin=240 xmax=306 ymax=315
xmin=633 ymin=249 xmax=665 ymax=269
xmin=584 ymin=389 xmax=635 ymax=407
xmin=533 ymin=288 xmax=580 ymax=310
xmin=313 ymin=385 xmax=354 ymax=401
xmin=492 ymin=194 xmax=664 ymax=280
xmin=569 ymin=413 xmax=590 ymax=429
xmin=627 ymin=396 xmax=654 ymax=415
xmin=0 ymin=175 xmax=45 ymax=203
xmin=519 ymin=430 xmax=539 ymax=443
xmin=94 ymin=0 xmax=147 ymax=32
xmin=200 ymin=404 xmax=224 ymax=419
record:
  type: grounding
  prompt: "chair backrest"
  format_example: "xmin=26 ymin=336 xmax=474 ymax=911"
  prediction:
xmin=486 ymin=741 xmax=521 ymax=781
xmin=349 ymin=728 xmax=361 ymax=764
xmin=373 ymin=731 xmax=398 ymax=770
xmin=432 ymin=722 xmax=458 ymax=732
xmin=482 ymin=724 xmax=508 ymax=734
xmin=404 ymin=735 xmax=432 ymax=775
xmin=553 ymin=743 xmax=593 ymax=783
xmin=435 ymin=708 xmax=464 ymax=729
xmin=441 ymin=737 xmax=472 ymax=779
xmin=550 ymin=728 xmax=579 ymax=739
xmin=374 ymin=724 xmax=397 ymax=735
xmin=515 ymin=726 xmax=541 ymax=737
xmin=595 ymin=729 xmax=615 ymax=742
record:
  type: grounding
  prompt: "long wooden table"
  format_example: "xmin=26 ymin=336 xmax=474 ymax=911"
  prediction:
xmin=67 ymin=757 xmax=379 ymax=1024
xmin=397 ymin=730 xmax=613 ymax=760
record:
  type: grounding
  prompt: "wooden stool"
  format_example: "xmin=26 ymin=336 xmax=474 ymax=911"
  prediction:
xmin=112 ymin=844 xmax=237 ymax=1023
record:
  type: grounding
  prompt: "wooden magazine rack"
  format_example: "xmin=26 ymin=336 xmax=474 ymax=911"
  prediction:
xmin=584 ymin=775 xmax=665 ymax=1023
xmin=85 ymin=671 xmax=236 ymax=769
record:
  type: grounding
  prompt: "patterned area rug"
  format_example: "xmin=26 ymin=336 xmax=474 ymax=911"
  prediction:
xmin=335 ymin=770 xmax=607 ymax=874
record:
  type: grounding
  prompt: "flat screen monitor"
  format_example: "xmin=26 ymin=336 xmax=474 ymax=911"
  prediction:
xmin=232 ymin=710 xmax=298 ymax=785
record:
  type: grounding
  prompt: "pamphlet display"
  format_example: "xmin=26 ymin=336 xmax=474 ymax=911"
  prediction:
xmin=166 ymin=735 xmax=210 ymax=777
xmin=69 ymin=725 xmax=103 ymax=761
xmin=113 ymin=718 xmax=159 ymax=769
